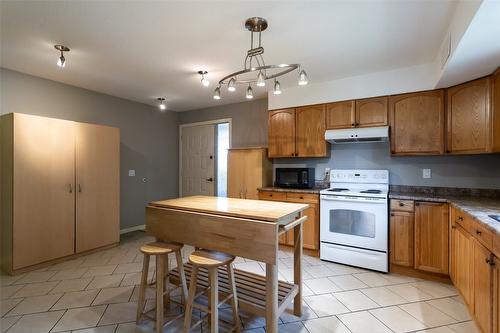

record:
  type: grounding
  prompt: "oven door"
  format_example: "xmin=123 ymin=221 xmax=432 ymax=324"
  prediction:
xmin=320 ymin=195 xmax=388 ymax=252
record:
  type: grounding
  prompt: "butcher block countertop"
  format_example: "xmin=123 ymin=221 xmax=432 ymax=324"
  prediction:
xmin=149 ymin=195 xmax=309 ymax=224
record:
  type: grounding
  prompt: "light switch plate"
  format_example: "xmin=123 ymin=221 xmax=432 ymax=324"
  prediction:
xmin=128 ymin=169 xmax=136 ymax=177
xmin=423 ymin=168 xmax=431 ymax=179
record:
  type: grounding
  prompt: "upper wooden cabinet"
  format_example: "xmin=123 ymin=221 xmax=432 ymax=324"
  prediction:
xmin=493 ymin=68 xmax=500 ymax=152
xmin=389 ymin=90 xmax=445 ymax=155
xmin=325 ymin=97 xmax=387 ymax=129
xmin=268 ymin=105 xmax=328 ymax=158
xmin=414 ymin=201 xmax=449 ymax=274
xmin=295 ymin=105 xmax=327 ymax=157
xmin=268 ymin=109 xmax=296 ymax=158
xmin=326 ymin=101 xmax=355 ymax=129
xmin=355 ymin=96 xmax=388 ymax=127
xmin=446 ymin=76 xmax=493 ymax=154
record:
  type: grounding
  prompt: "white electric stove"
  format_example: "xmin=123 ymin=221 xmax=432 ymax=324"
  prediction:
xmin=320 ymin=169 xmax=389 ymax=272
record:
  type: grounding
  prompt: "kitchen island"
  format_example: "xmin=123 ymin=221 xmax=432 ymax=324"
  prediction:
xmin=145 ymin=195 xmax=309 ymax=333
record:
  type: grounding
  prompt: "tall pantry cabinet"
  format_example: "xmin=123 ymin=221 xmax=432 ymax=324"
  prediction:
xmin=0 ymin=113 xmax=120 ymax=274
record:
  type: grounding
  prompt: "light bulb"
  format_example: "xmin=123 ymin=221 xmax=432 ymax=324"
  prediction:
xmin=246 ymin=84 xmax=254 ymax=99
xmin=213 ymin=86 xmax=221 ymax=100
xmin=227 ymin=78 xmax=236 ymax=92
xmin=57 ymin=55 xmax=66 ymax=68
xmin=298 ymin=69 xmax=308 ymax=86
xmin=157 ymin=98 xmax=166 ymax=110
xmin=201 ymin=77 xmax=210 ymax=87
xmin=256 ymin=71 xmax=266 ymax=87
xmin=273 ymin=80 xmax=282 ymax=95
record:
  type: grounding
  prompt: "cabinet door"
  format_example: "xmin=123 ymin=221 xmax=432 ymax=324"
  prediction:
xmin=473 ymin=239 xmax=493 ymax=333
xmin=494 ymin=255 xmax=500 ymax=333
xmin=447 ymin=77 xmax=491 ymax=154
xmin=242 ymin=149 xmax=268 ymax=200
xmin=75 ymin=123 xmax=120 ymax=253
xmin=12 ymin=114 xmax=75 ymax=269
xmin=455 ymin=225 xmax=473 ymax=307
xmin=295 ymin=105 xmax=327 ymax=157
xmin=268 ymin=109 xmax=295 ymax=158
xmin=390 ymin=211 xmax=414 ymax=267
xmin=302 ymin=204 xmax=319 ymax=250
xmin=389 ymin=90 xmax=444 ymax=155
xmin=414 ymin=202 xmax=449 ymax=274
xmin=355 ymin=96 xmax=388 ymax=127
xmin=326 ymin=101 xmax=355 ymax=129
xmin=227 ymin=149 xmax=247 ymax=198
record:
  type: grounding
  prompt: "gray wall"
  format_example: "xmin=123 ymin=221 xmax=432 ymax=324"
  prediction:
xmin=274 ymin=143 xmax=500 ymax=189
xmin=179 ymin=97 xmax=500 ymax=189
xmin=178 ymin=98 xmax=268 ymax=148
xmin=0 ymin=68 xmax=179 ymax=229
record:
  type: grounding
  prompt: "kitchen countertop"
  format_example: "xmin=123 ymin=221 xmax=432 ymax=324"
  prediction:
xmin=390 ymin=191 xmax=500 ymax=236
xmin=257 ymin=186 xmax=327 ymax=194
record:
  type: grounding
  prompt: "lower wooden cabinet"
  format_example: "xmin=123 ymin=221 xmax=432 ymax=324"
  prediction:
xmin=414 ymin=201 xmax=449 ymax=274
xmin=494 ymin=256 xmax=500 ymax=333
xmin=389 ymin=211 xmax=414 ymax=267
xmin=473 ymin=238 xmax=494 ymax=333
xmin=258 ymin=190 xmax=319 ymax=251
xmin=450 ymin=223 xmax=473 ymax=306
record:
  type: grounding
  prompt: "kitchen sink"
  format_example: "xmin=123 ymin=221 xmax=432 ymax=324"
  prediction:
xmin=489 ymin=215 xmax=500 ymax=222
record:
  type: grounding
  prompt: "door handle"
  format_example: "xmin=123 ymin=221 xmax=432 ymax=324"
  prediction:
xmin=206 ymin=177 xmax=213 ymax=182
xmin=69 ymin=184 xmax=73 ymax=193
xmin=78 ymin=184 xmax=82 ymax=193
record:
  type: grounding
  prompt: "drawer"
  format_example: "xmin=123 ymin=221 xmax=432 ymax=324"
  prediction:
xmin=258 ymin=191 xmax=286 ymax=201
xmin=390 ymin=199 xmax=414 ymax=212
xmin=286 ymin=192 xmax=319 ymax=203
xmin=454 ymin=211 xmax=472 ymax=233
xmin=471 ymin=218 xmax=494 ymax=249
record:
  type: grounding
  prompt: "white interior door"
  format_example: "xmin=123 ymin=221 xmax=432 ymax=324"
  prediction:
xmin=181 ymin=124 xmax=215 ymax=196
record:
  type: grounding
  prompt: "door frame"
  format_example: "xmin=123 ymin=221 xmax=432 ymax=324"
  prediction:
xmin=178 ymin=118 xmax=232 ymax=196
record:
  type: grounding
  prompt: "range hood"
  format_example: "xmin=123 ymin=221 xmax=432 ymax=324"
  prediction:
xmin=325 ymin=126 xmax=389 ymax=144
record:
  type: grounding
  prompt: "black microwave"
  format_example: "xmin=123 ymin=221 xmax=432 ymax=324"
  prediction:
xmin=275 ymin=168 xmax=315 ymax=189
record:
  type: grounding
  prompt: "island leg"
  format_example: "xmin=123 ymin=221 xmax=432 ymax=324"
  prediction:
xmin=294 ymin=222 xmax=303 ymax=316
xmin=266 ymin=263 xmax=278 ymax=333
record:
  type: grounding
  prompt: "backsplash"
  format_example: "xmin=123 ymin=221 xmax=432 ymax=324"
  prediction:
xmin=272 ymin=142 xmax=500 ymax=189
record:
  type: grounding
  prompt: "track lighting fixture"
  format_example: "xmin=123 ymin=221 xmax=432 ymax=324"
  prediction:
xmin=298 ymin=69 xmax=309 ymax=85
xmin=246 ymin=84 xmax=254 ymax=99
xmin=157 ymin=97 xmax=166 ymax=111
xmin=198 ymin=70 xmax=210 ymax=87
xmin=213 ymin=86 xmax=221 ymax=100
xmin=273 ymin=79 xmax=282 ymax=95
xmin=54 ymin=45 xmax=70 ymax=68
xmin=227 ymin=78 xmax=236 ymax=92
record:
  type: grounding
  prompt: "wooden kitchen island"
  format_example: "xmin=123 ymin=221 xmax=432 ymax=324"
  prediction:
xmin=145 ymin=195 xmax=309 ymax=333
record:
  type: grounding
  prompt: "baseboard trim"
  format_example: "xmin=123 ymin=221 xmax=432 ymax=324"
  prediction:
xmin=120 ymin=224 xmax=145 ymax=234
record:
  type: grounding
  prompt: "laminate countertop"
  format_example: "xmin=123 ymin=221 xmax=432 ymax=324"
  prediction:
xmin=257 ymin=187 xmax=326 ymax=194
xmin=389 ymin=192 xmax=500 ymax=236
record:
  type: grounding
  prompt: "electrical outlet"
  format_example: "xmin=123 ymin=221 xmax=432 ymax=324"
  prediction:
xmin=422 ymin=168 xmax=431 ymax=179
xmin=128 ymin=169 xmax=136 ymax=177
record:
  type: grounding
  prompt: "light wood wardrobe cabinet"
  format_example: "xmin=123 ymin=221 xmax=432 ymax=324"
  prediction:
xmin=227 ymin=148 xmax=272 ymax=200
xmin=75 ymin=122 xmax=120 ymax=253
xmin=0 ymin=113 xmax=120 ymax=274
xmin=389 ymin=90 xmax=445 ymax=155
xmin=268 ymin=109 xmax=296 ymax=157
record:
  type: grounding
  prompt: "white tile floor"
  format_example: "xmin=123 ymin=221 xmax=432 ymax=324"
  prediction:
xmin=0 ymin=231 xmax=481 ymax=333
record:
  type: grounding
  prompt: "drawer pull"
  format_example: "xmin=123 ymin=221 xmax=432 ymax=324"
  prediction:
xmin=486 ymin=255 xmax=495 ymax=266
xmin=390 ymin=213 xmax=395 ymax=217
xmin=451 ymin=225 xmax=456 ymax=229
xmin=458 ymin=216 xmax=464 ymax=221
xmin=476 ymin=230 xmax=482 ymax=235
xmin=399 ymin=202 xmax=404 ymax=207
xmin=300 ymin=196 xmax=304 ymax=199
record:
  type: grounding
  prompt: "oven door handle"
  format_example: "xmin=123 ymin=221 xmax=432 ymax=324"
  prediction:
xmin=320 ymin=196 xmax=387 ymax=203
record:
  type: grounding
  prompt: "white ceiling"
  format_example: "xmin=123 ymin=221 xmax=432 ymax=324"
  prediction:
xmin=1 ymin=1 xmax=458 ymax=111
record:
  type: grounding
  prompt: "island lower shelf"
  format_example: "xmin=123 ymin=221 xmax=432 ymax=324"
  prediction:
xmin=170 ymin=262 xmax=299 ymax=317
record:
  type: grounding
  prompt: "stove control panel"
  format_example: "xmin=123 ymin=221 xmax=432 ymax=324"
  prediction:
xmin=329 ymin=169 xmax=389 ymax=184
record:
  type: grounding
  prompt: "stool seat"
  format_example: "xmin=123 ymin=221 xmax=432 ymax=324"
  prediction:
xmin=140 ymin=241 xmax=183 ymax=255
xmin=188 ymin=250 xmax=235 ymax=267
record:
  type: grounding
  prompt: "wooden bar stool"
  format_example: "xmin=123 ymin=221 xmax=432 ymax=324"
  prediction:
xmin=183 ymin=250 xmax=241 ymax=333
xmin=136 ymin=241 xmax=189 ymax=333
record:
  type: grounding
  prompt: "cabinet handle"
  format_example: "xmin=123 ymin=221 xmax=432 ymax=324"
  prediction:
xmin=458 ymin=216 xmax=463 ymax=221
xmin=415 ymin=202 xmax=420 ymax=206
xmin=390 ymin=213 xmax=395 ymax=217
xmin=399 ymin=202 xmax=404 ymax=207
xmin=269 ymin=194 xmax=273 ymax=197
xmin=78 ymin=184 xmax=82 ymax=193
xmin=351 ymin=123 xmax=355 ymax=127
xmin=355 ymin=123 xmax=359 ymax=126
xmin=300 ymin=196 xmax=304 ymax=199
xmin=486 ymin=255 xmax=495 ymax=266
xmin=476 ymin=230 xmax=482 ymax=236
xmin=451 ymin=225 xmax=456 ymax=229
xmin=446 ymin=150 xmax=450 ymax=153
xmin=69 ymin=184 xmax=73 ymax=193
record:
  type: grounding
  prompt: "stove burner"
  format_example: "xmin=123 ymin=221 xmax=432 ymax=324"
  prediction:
xmin=328 ymin=188 xmax=349 ymax=192
xmin=360 ymin=189 xmax=382 ymax=194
